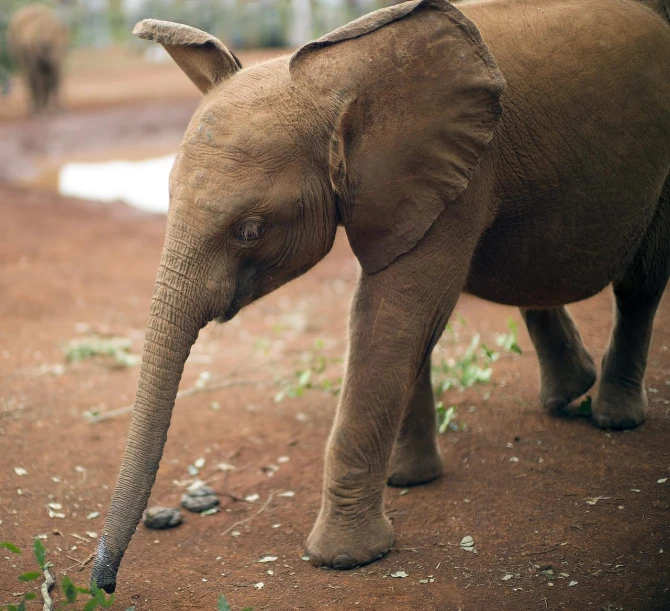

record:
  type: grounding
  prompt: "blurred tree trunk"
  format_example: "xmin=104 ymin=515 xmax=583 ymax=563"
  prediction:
xmin=289 ymin=0 xmax=313 ymax=46
xmin=108 ymin=0 xmax=124 ymax=44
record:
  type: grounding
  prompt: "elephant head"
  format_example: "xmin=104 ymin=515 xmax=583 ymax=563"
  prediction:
xmin=92 ymin=0 xmax=503 ymax=593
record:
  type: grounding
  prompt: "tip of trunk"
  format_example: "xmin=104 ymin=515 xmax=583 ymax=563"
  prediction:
xmin=91 ymin=536 xmax=118 ymax=594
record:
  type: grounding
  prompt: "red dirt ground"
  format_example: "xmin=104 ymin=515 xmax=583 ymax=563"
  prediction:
xmin=1 ymin=53 xmax=669 ymax=611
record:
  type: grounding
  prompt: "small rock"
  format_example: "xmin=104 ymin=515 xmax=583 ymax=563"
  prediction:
xmin=186 ymin=479 xmax=207 ymax=493
xmin=143 ymin=507 xmax=182 ymax=530
xmin=181 ymin=486 xmax=220 ymax=513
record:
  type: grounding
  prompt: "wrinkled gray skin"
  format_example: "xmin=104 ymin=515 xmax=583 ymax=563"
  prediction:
xmin=8 ymin=3 xmax=68 ymax=113
xmin=92 ymin=0 xmax=670 ymax=593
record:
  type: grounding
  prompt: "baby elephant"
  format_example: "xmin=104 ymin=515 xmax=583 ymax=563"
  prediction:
xmin=92 ymin=0 xmax=670 ymax=593
xmin=8 ymin=3 xmax=68 ymax=113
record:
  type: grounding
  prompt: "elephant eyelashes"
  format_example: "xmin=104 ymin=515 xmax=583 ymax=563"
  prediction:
xmin=236 ymin=220 xmax=264 ymax=242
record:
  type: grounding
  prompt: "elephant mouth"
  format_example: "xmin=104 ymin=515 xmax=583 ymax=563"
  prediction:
xmin=217 ymin=304 xmax=239 ymax=323
xmin=216 ymin=274 xmax=259 ymax=323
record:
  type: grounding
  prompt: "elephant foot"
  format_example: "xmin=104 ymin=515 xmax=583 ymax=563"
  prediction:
xmin=541 ymin=355 xmax=597 ymax=413
xmin=387 ymin=440 xmax=443 ymax=487
xmin=306 ymin=510 xmax=394 ymax=570
xmin=592 ymin=379 xmax=647 ymax=430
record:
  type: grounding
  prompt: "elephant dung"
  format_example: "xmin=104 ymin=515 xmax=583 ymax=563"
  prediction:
xmin=181 ymin=486 xmax=220 ymax=513
xmin=143 ymin=506 xmax=182 ymax=530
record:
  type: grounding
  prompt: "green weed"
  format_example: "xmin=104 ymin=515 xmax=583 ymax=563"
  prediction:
xmin=0 ymin=539 xmax=121 ymax=611
xmin=218 ymin=594 xmax=253 ymax=611
xmin=1 ymin=538 xmax=246 ymax=610
xmin=274 ymin=338 xmax=342 ymax=402
xmin=433 ymin=317 xmax=521 ymax=433
xmin=64 ymin=336 xmax=139 ymax=368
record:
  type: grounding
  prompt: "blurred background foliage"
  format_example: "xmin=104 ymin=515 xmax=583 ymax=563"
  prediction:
xmin=0 ymin=0 xmax=388 ymax=76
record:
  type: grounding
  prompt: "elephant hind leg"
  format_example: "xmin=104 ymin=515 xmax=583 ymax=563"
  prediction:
xmin=35 ymin=57 xmax=53 ymax=112
xmin=387 ymin=356 xmax=443 ymax=487
xmin=521 ymin=306 xmax=597 ymax=412
xmin=593 ymin=181 xmax=670 ymax=429
xmin=45 ymin=61 xmax=62 ymax=111
xmin=25 ymin=64 xmax=42 ymax=113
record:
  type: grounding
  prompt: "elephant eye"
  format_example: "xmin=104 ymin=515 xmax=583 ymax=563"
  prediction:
xmin=236 ymin=220 xmax=264 ymax=242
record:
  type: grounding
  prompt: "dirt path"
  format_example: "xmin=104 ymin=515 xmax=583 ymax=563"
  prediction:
xmin=0 ymin=180 xmax=668 ymax=610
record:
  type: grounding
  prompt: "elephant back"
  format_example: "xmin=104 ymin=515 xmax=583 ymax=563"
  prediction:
xmin=8 ymin=4 xmax=68 ymax=66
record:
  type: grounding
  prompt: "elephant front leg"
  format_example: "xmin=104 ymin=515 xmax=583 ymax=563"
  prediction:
xmin=306 ymin=270 xmax=462 ymax=569
xmin=387 ymin=357 xmax=443 ymax=487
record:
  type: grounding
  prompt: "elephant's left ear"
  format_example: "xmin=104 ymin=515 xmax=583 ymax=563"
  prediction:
xmin=290 ymin=0 xmax=505 ymax=274
xmin=134 ymin=19 xmax=241 ymax=94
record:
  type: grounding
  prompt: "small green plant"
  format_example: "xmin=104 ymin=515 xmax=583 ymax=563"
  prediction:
xmin=64 ymin=336 xmax=140 ymax=368
xmin=576 ymin=395 xmax=593 ymax=417
xmin=495 ymin=319 xmax=522 ymax=355
xmin=436 ymin=402 xmax=459 ymax=434
xmin=0 ymin=539 xmax=122 ymax=610
xmin=217 ymin=594 xmax=253 ymax=611
xmin=433 ymin=317 xmax=522 ymax=433
xmin=274 ymin=338 xmax=342 ymax=402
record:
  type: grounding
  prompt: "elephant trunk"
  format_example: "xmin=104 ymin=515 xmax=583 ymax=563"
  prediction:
xmin=91 ymin=231 xmax=211 ymax=593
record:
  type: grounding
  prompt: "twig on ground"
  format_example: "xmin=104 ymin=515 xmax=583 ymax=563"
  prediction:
xmin=40 ymin=562 xmax=55 ymax=611
xmin=0 ymin=406 xmax=27 ymax=418
xmin=76 ymin=552 xmax=95 ymax=571
xmin=69 ymin=533 xmax=91 ymax=543
xmin=393 ymin=547 xmax=420 ymax=553
xmin=66 ymin=552 xmax=94 ymax=570
xmin=221 ymin=491 xmax=276 ymax=537
xmin=219 ymin=491 xmax=254 ymax=503
xmin=87 ymin=378 xmax=264 ymax=423
xmin=524 ymin=544 xmax=561 ymax=556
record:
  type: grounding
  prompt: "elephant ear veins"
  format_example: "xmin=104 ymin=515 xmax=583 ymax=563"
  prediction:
xmin=133 ymin=19 xmax=241 ymax=94
xmin=289 ymin=0 xmax=505 ymax=274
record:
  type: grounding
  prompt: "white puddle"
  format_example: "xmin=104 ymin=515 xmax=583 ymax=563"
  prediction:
xmin=58 ymin=154 xmax=176 ymax=213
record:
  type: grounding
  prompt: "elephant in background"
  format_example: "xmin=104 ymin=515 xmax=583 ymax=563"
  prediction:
xmin=8 ymin=3 xmax=68 ymax=113
xmin=91 ymin=0 xmax=670 ymax=593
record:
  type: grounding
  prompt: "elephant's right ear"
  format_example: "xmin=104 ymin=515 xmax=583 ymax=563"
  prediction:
xmin=133 ymin=19 xmax=241 ymax=94
xmin=289 ymin=0 xmax=504 ymax=274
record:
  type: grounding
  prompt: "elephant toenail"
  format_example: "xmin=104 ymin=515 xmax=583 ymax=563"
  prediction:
xmin=332 ymin=554 xmax=356 ymax=569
